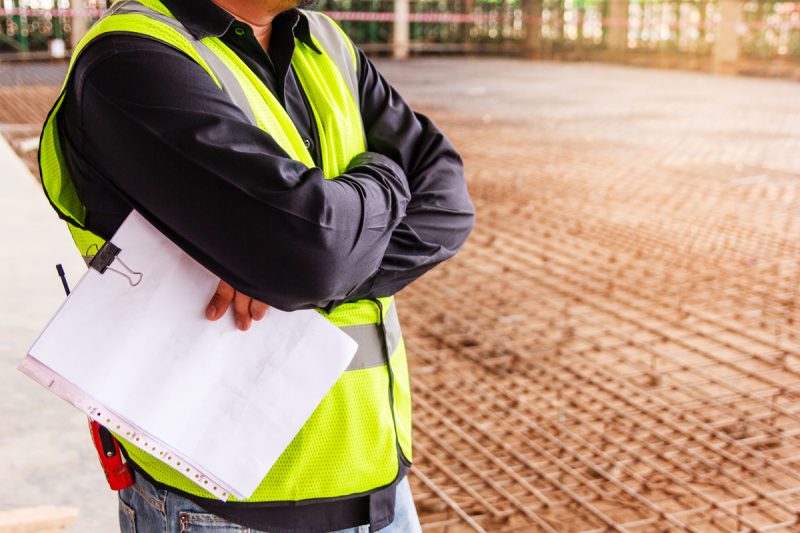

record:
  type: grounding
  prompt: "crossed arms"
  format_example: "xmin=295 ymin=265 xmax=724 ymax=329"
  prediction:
xmin=58 ymin=35 xmax=475 ymax=323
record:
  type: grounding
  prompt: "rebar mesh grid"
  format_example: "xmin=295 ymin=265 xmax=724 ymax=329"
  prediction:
xmin=400 ymin=112 xmax=800 ymax=532
xmin=3 ymin=59 xmax=800 ymax=533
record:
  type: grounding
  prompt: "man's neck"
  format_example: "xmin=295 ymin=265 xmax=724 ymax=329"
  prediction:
xmin=211 ymin=0 xmax=290 ymax=51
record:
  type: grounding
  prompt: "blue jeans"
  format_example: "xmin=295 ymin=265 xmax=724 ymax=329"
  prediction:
xmin=118 ymin=473 xmax=422 ymax=533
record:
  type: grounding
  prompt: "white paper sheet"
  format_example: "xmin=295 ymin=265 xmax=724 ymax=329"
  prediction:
xmin=23 ymin=211 xmax=358 ymax=499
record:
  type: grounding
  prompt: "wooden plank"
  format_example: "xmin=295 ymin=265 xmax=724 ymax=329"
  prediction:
xmin=0 ymin=506 xmax=78 ymax=533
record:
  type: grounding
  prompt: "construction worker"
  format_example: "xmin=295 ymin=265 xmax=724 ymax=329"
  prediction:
xmin=38 ymin=0 xmax=474 ymax=531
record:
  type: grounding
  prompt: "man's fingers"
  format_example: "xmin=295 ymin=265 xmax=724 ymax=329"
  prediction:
xmin=206 ymin=281 xmax=267 ymax=331
xmin=206 ymin=280 xmax=235 ymax=320
xmin=233 ymin=291 xmax=252 ymax=331
xmin=250 ymin=299 xmax=269 ymax=321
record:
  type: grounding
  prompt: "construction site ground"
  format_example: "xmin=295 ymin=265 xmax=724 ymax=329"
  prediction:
xmin=2 ymin=58 xmax=800 ymax=532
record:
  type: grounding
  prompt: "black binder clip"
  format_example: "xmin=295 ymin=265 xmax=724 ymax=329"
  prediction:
xmin=88 ymin=242 xmax=143 ymax=287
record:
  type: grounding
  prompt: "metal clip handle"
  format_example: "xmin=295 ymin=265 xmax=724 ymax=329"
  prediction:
xmin=87 ymin=242 xmax=143 ymax=287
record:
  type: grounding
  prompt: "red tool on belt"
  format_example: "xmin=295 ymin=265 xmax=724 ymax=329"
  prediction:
xmin=88 ymin=420 xmax=134 ymax=490
xmin=57 ymin=264 xmax=133 ymax=491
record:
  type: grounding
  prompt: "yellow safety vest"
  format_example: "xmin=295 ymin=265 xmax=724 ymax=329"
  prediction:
xmin=38 ymin=0 xmax=412 ymax=503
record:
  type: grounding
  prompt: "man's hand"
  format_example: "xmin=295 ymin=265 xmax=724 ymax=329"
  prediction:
xmin=205 ymin=280 xmax=269 ymax=331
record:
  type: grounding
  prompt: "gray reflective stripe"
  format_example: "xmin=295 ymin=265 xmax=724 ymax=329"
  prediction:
xmin=191 ymin=42 xmax=258 ymax=126
xmin=303 ymin=11 xmax=359 ymax=108
xmin=111 ymin=1 xmax=257 ymax=126
xmin=341 ymin=302 xmax=402 ymax=371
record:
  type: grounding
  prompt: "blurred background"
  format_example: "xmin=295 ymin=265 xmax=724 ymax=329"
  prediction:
xmin=2 ymin=0 xmax=800 ymax=74
xmin=2 ymin=1 xmax=800 ymax=532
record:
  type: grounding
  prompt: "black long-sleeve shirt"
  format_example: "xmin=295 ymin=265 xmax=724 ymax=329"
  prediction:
xmin=58 ymin=0 xmax=474 ymax=313
xmin=55 ymin=0 xmax=474 ymax=530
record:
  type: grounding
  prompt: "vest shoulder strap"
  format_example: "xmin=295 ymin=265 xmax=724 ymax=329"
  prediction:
xmin=105 ymin=4 xmax=361 ymax=122
xmin=109 ymin=0 xmax=258 ymax=126
xmin=302 ymin=11 xmax=360 ymax=108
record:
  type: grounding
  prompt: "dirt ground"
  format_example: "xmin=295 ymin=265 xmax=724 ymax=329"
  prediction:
xmin=3 ymin=58 xmax=800 ymax=531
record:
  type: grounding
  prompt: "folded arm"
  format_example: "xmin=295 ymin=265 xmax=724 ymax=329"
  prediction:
xmin=335 ymin=50 xmax=476 ymax=304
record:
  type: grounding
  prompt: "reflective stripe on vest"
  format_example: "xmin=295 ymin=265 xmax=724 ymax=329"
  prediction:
xmin=38 ymin=0 xmax=412 ymax=503
xmin=110 ymin=0 xmax=259 ymax=126
xmin=345 ymin=299 xmax=401 ymax=371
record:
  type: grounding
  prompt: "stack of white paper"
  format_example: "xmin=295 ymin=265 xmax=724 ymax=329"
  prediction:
xmin=19 ymin=211 xmax=358 ymax=500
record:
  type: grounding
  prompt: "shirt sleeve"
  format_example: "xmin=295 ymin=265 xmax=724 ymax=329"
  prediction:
xmin=57 ymin=35 xmax=410 ymax=311
xmin=338 ymin=49 xmax=476 ymax=304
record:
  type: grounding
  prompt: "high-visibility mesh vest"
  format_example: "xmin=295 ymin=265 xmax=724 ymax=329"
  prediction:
xmin=38 ymin=0 xmax=413 ymax=503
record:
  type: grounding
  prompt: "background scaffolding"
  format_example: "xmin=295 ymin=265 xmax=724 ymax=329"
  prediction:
xmin=2 ymin=0 xmax=800 ymax=76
